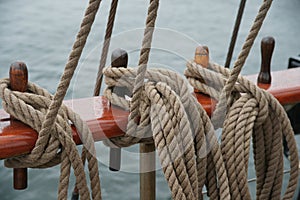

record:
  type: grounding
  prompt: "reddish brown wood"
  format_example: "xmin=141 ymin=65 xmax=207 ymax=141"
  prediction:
xmin=194 ymin=46 xmax=209 ymax=93
xmin=9 ymin=62 xmax=28 ymax=190
xmin=0 ymin=67 xmax=300 ymax=160
xmin=0 ymin=96 xmax=127 ymax=159
xmin=248 ymin=67 xmax=300 ymax=104
xmin=258 ymin=36 xmax=275 ymax=84
xmin=9 ymin=62 xmax=28 ymax=92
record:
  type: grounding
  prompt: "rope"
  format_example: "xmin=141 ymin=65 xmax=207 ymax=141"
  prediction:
xmin=94 ymin=0 xmax=119 ymax=96
xmin=103 ymin=67 xmax=231 ymax=199
xmin=104 ymin=0 xmax=299 ymax=199
xmin=212 ymin=0 xmax=273 ymax=129
xmin=104 ymin=0 xmax=160 ymax=148
xmin=128 ymin=0 xmax=160 ymax=136
xmin=1 ymin=0 xmax=297 ymax=199
xmin=224 ymin=0 xmax=247 ymax=68
xmin=1 ymin=0 xmax=103 ymax=199
xmin=185 ymin=61 xmax=299 ymax=199
xmin=0 ymin=80 xmax=100 ymax=199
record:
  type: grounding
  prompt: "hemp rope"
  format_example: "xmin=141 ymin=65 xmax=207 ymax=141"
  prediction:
xmin=104 ymin=0 xmax=298 ymax=199
xmin=104 ymin=0 xmax=161 ymax=148
xmin=103 ymin=67 xmax=231 ymax=199
xmin=1 ymin=0 xmax=103 ymax=199
xmin=94 ymin=0 xmax=119 ymax=96
xmin=0 ymin=0 xmax=298 ymax=199
xmin=211 ymin=0 xmax=273 ymax=129
xmin=185 ymin=61 xmax=299 ymax=199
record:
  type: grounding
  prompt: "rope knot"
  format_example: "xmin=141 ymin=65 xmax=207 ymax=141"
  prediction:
xmin=185 ymin=60 xmax=299 ymax=199
xmin=103 ymin=66 xmax=235 ymax=199
xmin=0 ymin=79 xmax=101 ymax=199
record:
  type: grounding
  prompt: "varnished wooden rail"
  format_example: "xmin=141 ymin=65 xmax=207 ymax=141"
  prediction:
xmin=1 ymin=66 xmax=300 ymax=160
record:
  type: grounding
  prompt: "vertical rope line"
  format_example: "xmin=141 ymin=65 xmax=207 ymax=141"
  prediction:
xmin=30 ymin=0 xmax=102 ymax=159
xmin=94 ymin=0 xmax=119 ymax=96
xmin=224 ymin=0 xmax=247 ymax=68
xmin=129 ymin=0 xmax=160 ymax=121
xmin=224 ymin=0 xmax=273 ymax=98
xmin=211 ymin=0 xmax=273 ymax=128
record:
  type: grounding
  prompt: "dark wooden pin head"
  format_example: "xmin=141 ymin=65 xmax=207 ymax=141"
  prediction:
xmin=9 ymin=61 xmax=28 ymax=190
xmin=109 ymin=48 xmax=129 ymax=172
xmin=111 ymin=48 xmax=128 ymax=68
xmin=9 ymin=62 xmax=28 ymax=92
xmin=258 ymin=36 xmax=275 ymax=85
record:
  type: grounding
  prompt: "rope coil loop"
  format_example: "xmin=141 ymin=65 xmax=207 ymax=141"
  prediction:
xmin=0 ymin=0 xmax=298 ymax=199
xmin=1 ymin=0 xmax=103 ymax=199
xmin=103 ymin=66 xmax=232 ymax=199
xmin=185 ymin=60 xmax=299 ymax=199
xmin=0 ymin=79 xmax=101 ymax=199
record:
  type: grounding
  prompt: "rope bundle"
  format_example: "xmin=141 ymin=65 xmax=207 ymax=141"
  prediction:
xmin=185 ymin=61 xmax=299 ymax=199
xmin=103 ymin=66 xmax=231 ymax=199
xmin=1 ymin=0 xmax=103 ymax=199
xmin=0 ymin=0 xmax=298 ymax=198
xmin=0 ymin=79 xmax=101 ymax=199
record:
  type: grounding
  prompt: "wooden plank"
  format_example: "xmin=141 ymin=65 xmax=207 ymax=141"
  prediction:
xmin=0 ymin=96 xmax=128 ymax=159
xmin=0 ymin=67 xmax=300 ymax=159
xmin=246 ymin=67 xmax=300 ymax=104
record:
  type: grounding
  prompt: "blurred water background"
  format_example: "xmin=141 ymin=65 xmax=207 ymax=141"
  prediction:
xmin=0 ymin=0 xmax=299 ymax=199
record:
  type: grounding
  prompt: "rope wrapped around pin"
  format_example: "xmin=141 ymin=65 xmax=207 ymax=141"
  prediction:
xmin=103 ymin=65 xmax=232 ymax=199
xmin=0 ymin=0 xmax=103 ymax=199
xmin=185 ymin=47 xmax=299 ymax=199
xmin=0 ymin=78 xmax=101 ymax=199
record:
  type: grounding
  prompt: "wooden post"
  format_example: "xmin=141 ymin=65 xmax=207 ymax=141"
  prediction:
xmin=257 ymin=36 xmax=275 ymax=85
xmin=9 ymin=61 xmax=28 ymax=190
xmin=140 ymin=143 xmax=156 ymax=200
xmin=194 ymin=46 xmax=209 ymax=93
xmin=109 ymin=48 xmax=129 ymax=171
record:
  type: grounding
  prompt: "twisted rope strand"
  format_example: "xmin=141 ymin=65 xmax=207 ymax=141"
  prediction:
xmin=212 ymin=0 xmax=273 ymax=128
xmin=94 ymin=0 xmax=119 ymax=96
xmin=185 ymin=61 xmax=299 ymax=199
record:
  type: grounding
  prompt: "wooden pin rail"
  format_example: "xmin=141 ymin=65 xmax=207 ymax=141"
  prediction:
xmin=1 ymin=66 xmax=300 ymax=160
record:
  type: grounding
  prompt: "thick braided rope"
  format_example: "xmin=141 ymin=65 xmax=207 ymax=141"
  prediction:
xmin=0 ymin=80 xmax=101 ymax=199
xmin=35 ymin=0 xmax=102 ymax=199
xmin=103 ymin=66 xmax=232 ymax=199
xmin=126 ymin=0 xmax=160 ymax=140
xmin=185 ymin=61 xmax=299 ymax=199
xmin=94 ymin=0 xmax=119 ymax=96
xmin=212 ymin=0 xmax=273 ymax=128
xmin=1 ymin=0 xmax=103 ymax=199
xmin=36 ymin=0 xmax=101 ymax=157
xmin=101 ymin=0 xmax=160 ymax=147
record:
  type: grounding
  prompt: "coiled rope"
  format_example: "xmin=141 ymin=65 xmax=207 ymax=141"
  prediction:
xmin=103 ymin=67 xmax=230 ymax=199
xmin=185 ymin=61 xmax=299 ymax=199
xmin=1 ymin=0 xmax=103 ymax=199
xmin=0 ymin=0 xmax=298 ymax=199
xmin=104 ymin=0 xmax=299 ymax=199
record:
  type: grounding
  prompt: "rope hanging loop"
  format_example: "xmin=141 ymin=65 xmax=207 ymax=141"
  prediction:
xmin=185 ymin=47 xmax=299 ymax=199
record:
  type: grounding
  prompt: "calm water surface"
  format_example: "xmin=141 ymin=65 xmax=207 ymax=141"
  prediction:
xmin=0 ymin=0 xmax=299 ymax=199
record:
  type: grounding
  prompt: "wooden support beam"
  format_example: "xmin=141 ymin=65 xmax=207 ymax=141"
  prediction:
xmin=0 ymin=67 xmax=300 ymax=160
xmin=140 ymin=143 xmax=156 ymax=200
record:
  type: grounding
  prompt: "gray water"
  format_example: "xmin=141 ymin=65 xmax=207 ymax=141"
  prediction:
xmin=0 ymin=0 xmax=300 ymax=199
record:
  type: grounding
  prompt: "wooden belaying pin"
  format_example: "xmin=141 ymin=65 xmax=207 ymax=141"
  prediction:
xmin=257 ymin=36 xmax=275 ymax=86
xmin=195 ymin=45 xmax=209 ymax=68
xmin=109 ymin=48 xmax=129 ymax=171
xmin=194 ymin=46 xmax=209 ymax=93
xmin=9 ymin=61 xmax=28 ymax=190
